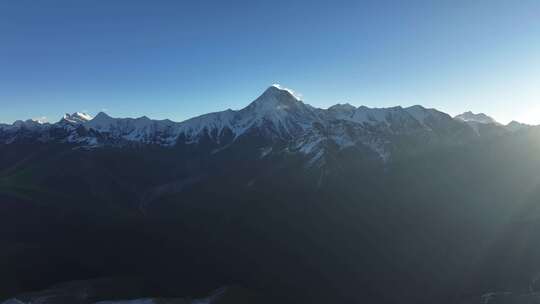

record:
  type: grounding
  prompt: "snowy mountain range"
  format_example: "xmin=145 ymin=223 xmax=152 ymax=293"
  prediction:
xmin=0 ymin=85 xmax=529 ymax=164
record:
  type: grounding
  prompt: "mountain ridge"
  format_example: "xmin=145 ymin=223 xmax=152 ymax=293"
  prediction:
xmin=0 ymin=86 xmax=531 ymax=165
xmin=2 ymin=86 xmax=520 ymax=128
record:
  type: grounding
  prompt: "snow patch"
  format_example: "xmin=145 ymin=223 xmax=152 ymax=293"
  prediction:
xmin=271 ymin=83 xmax=302 ymax=100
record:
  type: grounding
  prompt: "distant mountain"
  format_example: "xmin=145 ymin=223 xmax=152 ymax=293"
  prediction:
xmin=455 ymin=111 xmax=499 ymax=124
xmin=506 ymin=120 xmax=531 ymax=132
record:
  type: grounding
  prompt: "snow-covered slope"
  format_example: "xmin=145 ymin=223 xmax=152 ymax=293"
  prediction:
xmin=176 ymin=84 xmax=322 ymax=143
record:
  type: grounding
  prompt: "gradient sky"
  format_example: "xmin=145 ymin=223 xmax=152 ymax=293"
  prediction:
xmin=1 ymin=0 xmax=539 ymax=124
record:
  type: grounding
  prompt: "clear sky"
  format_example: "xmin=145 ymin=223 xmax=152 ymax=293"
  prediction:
xmin=1 ymin=0 xmax=539 ymax=124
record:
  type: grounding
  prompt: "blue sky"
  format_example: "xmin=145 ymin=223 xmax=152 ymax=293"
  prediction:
xmin=1 ymin=0 xmax=539 ymax=124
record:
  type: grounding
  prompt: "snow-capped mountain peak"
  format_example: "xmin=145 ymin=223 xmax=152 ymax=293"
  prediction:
xmin=506 ymin=120 xmax=530 ymax=132
xmin=238 ymin=86 xmax=321 ymax=138
xmin=455 ymin=111 xmax=498 ymax=124
xmin=175 ymin=85 xmax=318 ymax=143
xmin=270 ymin=84 xmax=302 ymax=100
xmin=62 ymin=112 xmax=93 ymax=124
xmin=247 ymin=85 xmax=302 ymax=110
